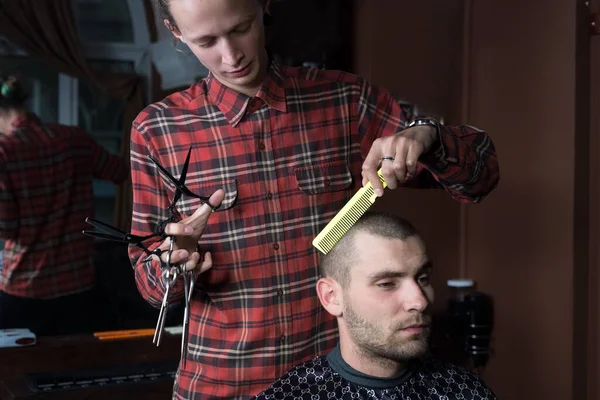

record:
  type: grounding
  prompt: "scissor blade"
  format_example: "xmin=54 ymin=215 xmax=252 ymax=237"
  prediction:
xmin=85 ymin=217 xmax=126 ymax=237
xmin=82 ymin=230 xmax=126 ymax=242
xmin=149 ymin=154 xmax=180 ymax=186
xmin=178 ymin=146 xmax=193 ymax=186
xmin=171 ymin=190 xmax=183 ymax=208
xmin=149 ymin=149 xmax=208 ymax=202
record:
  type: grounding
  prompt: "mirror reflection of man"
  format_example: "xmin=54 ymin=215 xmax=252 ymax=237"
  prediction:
xmin=0 ymin=75 xmax=128 ymax=335
xmin=253 ymin=212 xmax=497 ymax=399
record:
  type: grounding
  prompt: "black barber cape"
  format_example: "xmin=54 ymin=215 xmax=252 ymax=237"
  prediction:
xmin=252 ymin=344 xmax=496 ymax=400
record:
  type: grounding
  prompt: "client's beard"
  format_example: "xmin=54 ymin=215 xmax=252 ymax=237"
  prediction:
xmin=345 ymin=303 xmax=431 ymax=365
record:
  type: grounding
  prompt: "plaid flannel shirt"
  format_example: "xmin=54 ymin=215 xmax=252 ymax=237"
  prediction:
xmin=129 ymin=60 xmax=499 ymax=399
xmin=0 ymin=114 xmax=128 ymax=299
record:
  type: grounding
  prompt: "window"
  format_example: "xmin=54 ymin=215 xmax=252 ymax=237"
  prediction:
xmin=0 ymin=1 xmax=153 ymax=225
xmin=70 ymin=0 xmax=153 ymax=222
xmin=72 ymin=0 xmax=135 ymax=44
xmin=81 ymin=61 xmax=135 ymax=214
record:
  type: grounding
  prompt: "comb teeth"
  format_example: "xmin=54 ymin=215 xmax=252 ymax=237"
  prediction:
xmin=317 ymin=187 xmax=375 ymax=253
xmin=312 ymin=169 xmax=386 ymax=254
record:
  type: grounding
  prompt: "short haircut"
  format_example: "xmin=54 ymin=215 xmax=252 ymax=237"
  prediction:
xmin=318 ymin=211 xmax=419 ymax=287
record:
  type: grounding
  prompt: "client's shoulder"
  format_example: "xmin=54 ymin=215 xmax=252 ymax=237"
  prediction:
xmin=412 ymin=357 xmax=497 ymax=399
xmin=251 ymin=356 xmax=336 ymax=399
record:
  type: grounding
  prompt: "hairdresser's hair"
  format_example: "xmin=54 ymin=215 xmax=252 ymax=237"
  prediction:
xmin=155 ymin=0 xmax=270 ymax=31
xmin=319 ymin=212 xmax=419 ymax=288
xmin=155 ymin=0 xmax=177 ymax=30
xmin=0 ymin=75 xmax=27 ymax=110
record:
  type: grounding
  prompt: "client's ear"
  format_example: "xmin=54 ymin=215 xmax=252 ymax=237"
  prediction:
xmin=316 ymin=277 xmax=343 ymax=317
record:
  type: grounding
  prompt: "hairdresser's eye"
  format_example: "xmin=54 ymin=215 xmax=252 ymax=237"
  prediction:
xmin=234 ymin=22 xmax=252 ymax=34
xmin=198 ymin=38 xmax=216 ymax=48
xmin=417 ymin=274 xmax=430 ymax=287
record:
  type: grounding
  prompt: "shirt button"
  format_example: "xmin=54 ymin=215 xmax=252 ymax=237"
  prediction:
xmin=324 ymin=179 xmax=331 ymax=187
xmin=266 ymin=192 xmax=273 ymax=200
xmin=280 ymin=335 xmax=286 ymax=343
xmin=277 ymin=288 xmax=283 ymax=297
xmin=258 ymin=141 xmax=266 ymax=151
xmin=273 ymin=243 xmax=279 ymax=250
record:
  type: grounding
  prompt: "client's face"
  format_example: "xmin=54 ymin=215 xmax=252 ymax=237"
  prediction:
xmin=341 ymin=233 xmax=434 ymax=363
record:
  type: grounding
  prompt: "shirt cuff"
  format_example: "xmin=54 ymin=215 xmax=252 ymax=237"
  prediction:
xmin=419 ymin=124 xmax=460 ymax=172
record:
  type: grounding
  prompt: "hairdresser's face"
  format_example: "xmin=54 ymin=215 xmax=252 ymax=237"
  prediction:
xmin=0 ymin=109 xmax=19 ymax=134
xmin=168 ymin=0 xmax=269 ymax=97
xmin=0 ymin=111 xmax=11 ymax=134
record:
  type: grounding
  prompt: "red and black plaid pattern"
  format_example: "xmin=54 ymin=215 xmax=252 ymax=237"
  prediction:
xmin=0 ymin=114 xmax=127 ymax=299
xmin=129 ymin=60 xmax=499 ymax=399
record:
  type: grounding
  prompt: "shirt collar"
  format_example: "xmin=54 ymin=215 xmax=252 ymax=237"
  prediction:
xmin=326 ymin=343 xmax=413 ymax=390
xmin=206 ymin=58 xmax=287 ymax=127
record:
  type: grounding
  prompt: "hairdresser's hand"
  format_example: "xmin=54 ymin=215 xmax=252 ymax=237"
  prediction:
xmin=153 ymin=189 xmax=225 ymax=274
xmin=362 ymin=125 xmax=437 ymax=196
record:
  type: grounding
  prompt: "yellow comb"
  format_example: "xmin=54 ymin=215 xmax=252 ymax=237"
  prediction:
xmin=312 ymin=168 xmax=387 ymax=254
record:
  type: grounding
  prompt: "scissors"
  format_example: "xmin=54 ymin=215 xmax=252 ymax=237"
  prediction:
xmin=148 ymin=146 xmax=220 ymax=213
xmin=83 ymin=145 xmax=214 ymax=367
xmin=82 ymin=217 xmax=165 ymax=256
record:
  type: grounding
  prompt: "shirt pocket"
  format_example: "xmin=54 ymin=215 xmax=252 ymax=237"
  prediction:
xmin=175 ymin=179 xmax=238 ymax=217
xmin=294 ymin=161 xmax=353 ymax=194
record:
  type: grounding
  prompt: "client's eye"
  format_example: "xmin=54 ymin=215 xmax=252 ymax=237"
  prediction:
xmin=376 ymin=281 xmax=396 ymax=290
